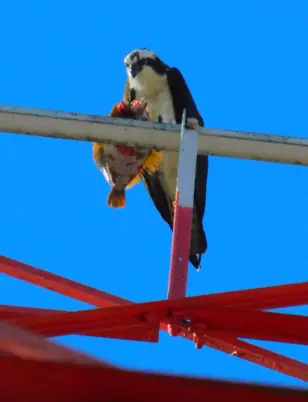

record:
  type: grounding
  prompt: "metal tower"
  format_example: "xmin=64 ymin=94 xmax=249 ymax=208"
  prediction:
xmin=0 ymin=105 xmax=308 ymax=400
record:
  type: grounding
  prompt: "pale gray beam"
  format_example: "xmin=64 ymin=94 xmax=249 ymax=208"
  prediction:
xmin=0 ymin=105 xmax=307 ymax=166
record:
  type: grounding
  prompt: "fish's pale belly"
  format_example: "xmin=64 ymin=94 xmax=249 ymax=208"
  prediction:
xmin=101 ymin=144 xmax=149 ymax=189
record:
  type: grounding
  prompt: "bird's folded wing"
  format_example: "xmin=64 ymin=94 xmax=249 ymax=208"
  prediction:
xmin=140 ymin=169 xmax=174 ymax=231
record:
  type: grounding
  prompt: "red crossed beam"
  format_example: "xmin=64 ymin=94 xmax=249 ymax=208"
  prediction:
xmin=0 ymin=255 xmax=308 ymax=382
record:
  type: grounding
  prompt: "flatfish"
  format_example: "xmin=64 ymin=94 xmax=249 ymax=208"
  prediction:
xmin=93 ymin=100 xmax=162 ymax=208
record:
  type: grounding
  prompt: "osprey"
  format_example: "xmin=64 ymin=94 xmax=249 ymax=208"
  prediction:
xmin=123 ymin=48 xmax=209 ymax=270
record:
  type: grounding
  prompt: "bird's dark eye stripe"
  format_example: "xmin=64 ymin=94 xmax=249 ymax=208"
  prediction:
xmin=141 ymin=57 xmax=166 ymax=75
xmin=130 ymin=51 xmax=140 ymax=61
xmin=135 ymin=58 xmax=154 ymax=68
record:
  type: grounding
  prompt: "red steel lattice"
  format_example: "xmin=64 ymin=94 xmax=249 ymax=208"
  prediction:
xmin=1 ymin=103 xmax=308 ymax=402
xmin=1 ymin=254 xmax=308 ymax=386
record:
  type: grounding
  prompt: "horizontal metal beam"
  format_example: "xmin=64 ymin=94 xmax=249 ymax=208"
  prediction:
xmin=0 ymin=105 xmax=307 ymax=165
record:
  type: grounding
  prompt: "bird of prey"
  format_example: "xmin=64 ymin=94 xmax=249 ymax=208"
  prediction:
xmin=123 ymin=48 xmax=208 ymax=270
xmin=93 ymin=99 xmax=162 ymax=208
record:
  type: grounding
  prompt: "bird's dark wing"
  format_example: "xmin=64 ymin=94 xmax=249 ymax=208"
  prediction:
xmin=166 ymin=67 xmax=208 ymax=222
xmin=123 ymin=67 xmax=208 ymax=268
xmin=141 ymin=170 xmax=174 ymax=231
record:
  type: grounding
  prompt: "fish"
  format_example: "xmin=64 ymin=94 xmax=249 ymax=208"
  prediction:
xmin=93 ymin=99 xmax=162 ymax=208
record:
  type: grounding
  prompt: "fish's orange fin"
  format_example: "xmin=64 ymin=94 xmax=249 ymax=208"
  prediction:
xmin=92 ymin=143 xmax=105 ymax=168
xmin=141 ymin=149 xmax=163 ymax=174
xmin=107 ymin=188 xmax=126 ymax=208
xmin=109 ymin=104 xmax=120 ymax=117
xmin=125 ymin=174 xmax=140 ymax=190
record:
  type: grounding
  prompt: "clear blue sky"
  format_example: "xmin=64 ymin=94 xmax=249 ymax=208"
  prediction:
xmin=0 ymin=0 xmax=307 ymax=389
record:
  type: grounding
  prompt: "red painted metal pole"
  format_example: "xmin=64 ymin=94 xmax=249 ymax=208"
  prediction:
xmin=167 ymin=110 xmax=199 ymax=300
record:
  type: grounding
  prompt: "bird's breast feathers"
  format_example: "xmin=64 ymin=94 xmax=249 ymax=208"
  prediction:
xmin=159 ymin=150 xmax=178 ymax=198
xmin=129 ymin=67 xmax=176 ymax=124
xmin=129 ymin=65 xmax=180 ymax=198
xmin=129 ymin=66 xmax=166 ymax=97
xmin=147 ymin=90 xmax=176 ymax=123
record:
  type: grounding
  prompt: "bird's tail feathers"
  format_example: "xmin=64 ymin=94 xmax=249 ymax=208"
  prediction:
xmin=189 ymin=253 xmax=203 ymax=271
xmin=189 ymin=212 xmax=207 ymax=270
xmin=107 ymin=188 xmax=126 ymax=208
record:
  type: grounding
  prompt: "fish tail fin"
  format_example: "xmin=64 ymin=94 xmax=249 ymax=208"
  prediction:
xmin=107 ymin=188 xmax=126 ymax=208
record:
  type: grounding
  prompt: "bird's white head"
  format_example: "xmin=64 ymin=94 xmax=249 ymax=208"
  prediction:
xmin=124 ymin=48 xmax=167 ymax=79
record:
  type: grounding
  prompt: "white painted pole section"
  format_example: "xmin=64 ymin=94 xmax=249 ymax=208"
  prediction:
xmin=0 ymin=105 xmax=308 ymax=166
xmin=177 ymin=116 xmax=199 ymax=207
